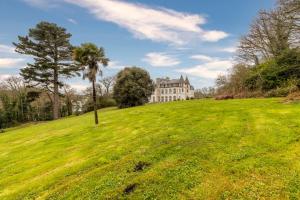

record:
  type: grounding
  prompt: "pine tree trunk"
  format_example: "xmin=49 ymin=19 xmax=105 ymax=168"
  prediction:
xmin=53 ymin=69 xmax=60 ymax=120
xmin=92 ymin=80 xmax=99 ymax=125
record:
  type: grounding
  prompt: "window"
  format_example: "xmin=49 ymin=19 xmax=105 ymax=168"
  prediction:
xmin=182 ymin=88 xmax=184 ymax=92
xmin=173 ymin=96 xmax=176 ymax=101
xmin=153 ymin=97 xmax=155 ymax=102
xmin=158 ymin=96 xmax=160 ymax=102
xmin=165 ymin=89 xmax=168 ymax=94
xmin=169 ymin=96 xmax=172 ymax=101
xmin=173 ymin=88 xmax=176 ymax=94
xmin=169 ymin=88 xmax=172 ymax=93
xmin=161 ymin=97 xmax=164 ymax=102
xmin=165 ymin=96 xmax=168 ymax=102
xmin=161 ymin=89 xmax=164 ymax=94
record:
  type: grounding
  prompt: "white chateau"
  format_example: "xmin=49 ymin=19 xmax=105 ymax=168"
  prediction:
xmin=150 ymin=75 xmax=194 ymax=103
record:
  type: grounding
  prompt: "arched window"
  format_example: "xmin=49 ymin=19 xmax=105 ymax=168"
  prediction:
xmin=169 ymin=96 xmax=172 ymax=101
xmin=173 ymin=88 xmax=176 ymax=94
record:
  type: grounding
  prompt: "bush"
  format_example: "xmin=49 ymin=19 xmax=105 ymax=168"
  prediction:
xmin=264 ymin=79 xmax=299 ymax=97
xmin=98 ymin=97 xmax=117 ymax=108
xmin=82 ymin=97 xmax=116 ymax=113
xmin=215 ymin=95 xmax=234 ymax=100
xmin=264 ymin=87 xmax=290 ymax=97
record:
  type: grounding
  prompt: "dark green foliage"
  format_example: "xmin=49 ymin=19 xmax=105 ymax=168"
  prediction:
xmin=13 ymin=21 xmax=80 ymax=119
xmin=218 ymin=48 xmax=300 ymax=98
xmin=0 ymin=77 xmax=77 ymax=129
xmin=245 ymin=48 xmax=300 ymax=93
xmin=0 ymin=90 xmax=53 ymax=129
xmin=26 ymin=91 xmax=41 ymax=103
xmin=113 ymin=67 xmax=154 ymax=108
xmin=98 ymin=97 xmax=116 ymax=108
xmin=82 ymin=96 xmax=116 ymax=113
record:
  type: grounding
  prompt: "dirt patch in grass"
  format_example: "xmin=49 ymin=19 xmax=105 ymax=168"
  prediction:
xmin=123 ymin=183 xmax=138 ymax=194
xmin=133 ymin=161 xmax=151 ymax=172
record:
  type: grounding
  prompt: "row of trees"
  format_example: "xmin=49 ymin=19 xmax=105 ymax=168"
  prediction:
xmin=0 ymin=21 xmax=155 ymax=128
xmin=0 ymin=75 xmax=117 ymax=128
xmin=13 ymin=22 xmax=111 ymax=124
xmin=216 ymin=0 xmax=300 ymax=98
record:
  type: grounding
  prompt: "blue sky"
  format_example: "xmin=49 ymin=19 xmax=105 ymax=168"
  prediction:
xmin=0 ymin=0 xmax=275 ymax=91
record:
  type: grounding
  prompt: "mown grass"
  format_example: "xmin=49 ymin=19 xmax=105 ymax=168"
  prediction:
xmin=1 ymin=98 xmax=300 ymax=199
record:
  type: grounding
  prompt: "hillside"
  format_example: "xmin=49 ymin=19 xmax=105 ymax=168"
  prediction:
xmin=1 ymin=99 xmax=300 ymax=199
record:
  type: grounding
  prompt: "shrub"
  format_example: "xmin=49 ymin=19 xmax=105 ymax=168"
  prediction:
xmin=264 ymin=87 xmax=290 ymax=97
xmin=98 ymin=97 xmax=117 ymax=108
xmin=215 ymin=95 xmax=234 ymax=100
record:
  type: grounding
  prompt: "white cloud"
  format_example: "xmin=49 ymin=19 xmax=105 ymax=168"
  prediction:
xmin=64 ymin=0 xmax=228 ymax=44
xmin=0 ymin=44 xmax=15 ymax=54
xmin=190 ymin=54 xmax=214 ymax=62
xmin=177 ymin=56 xmax=233 ymax=79
xmin=219 ymin=47 xmax=236 ymax=53
xmin=67 ymin=18 xmax=78 ymax=24
xmin=202 ymin=31 xmax=229 ymax=42
xmin=107 ymin=61 xmax=125 ymax=69
xmin=71 ymin=84 xmax=88 ymax=92
xmin=143 ymin=52 xmax=180 ymax=67
xmin=22 ymin=0 xmax=59 ymax=8
xmin=0 ymin=58 xmax=25 ymax=68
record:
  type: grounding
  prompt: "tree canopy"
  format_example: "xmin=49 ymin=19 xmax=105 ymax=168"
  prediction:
xmin=113 ymin=67 xmax=154 ymax=108
xmin=73 ymin=43 xmax=109 ymax=125
xmin=13 ymin=21 xmax=81 ymax=119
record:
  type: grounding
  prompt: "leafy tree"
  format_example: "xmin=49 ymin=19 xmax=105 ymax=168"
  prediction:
xmin=73 ymin=43 xmax=109 ymax=125
xmin=113 ymin=67 xmax=154 ymax=108
xmin=13 ymin=21 xmax=80 ymax=120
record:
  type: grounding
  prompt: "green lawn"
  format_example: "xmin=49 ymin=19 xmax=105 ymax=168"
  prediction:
xmin=1 ymin=98 xmax=300 ymax=199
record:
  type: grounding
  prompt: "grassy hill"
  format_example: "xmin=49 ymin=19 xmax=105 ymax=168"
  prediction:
xmin=1 ymin=99 xmax=300 ymax=199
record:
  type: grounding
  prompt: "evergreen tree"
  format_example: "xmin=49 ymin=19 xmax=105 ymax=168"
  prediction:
xmin=13 ymin=21 xmax=80 ymax=120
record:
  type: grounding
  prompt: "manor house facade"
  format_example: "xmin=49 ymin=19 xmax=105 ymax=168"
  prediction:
xmin=150 ymin=75 xmax=194 ymax=103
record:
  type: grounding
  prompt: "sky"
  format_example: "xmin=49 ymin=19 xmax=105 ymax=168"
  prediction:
xmin=0 ymin=0 xmax=276 ymax=91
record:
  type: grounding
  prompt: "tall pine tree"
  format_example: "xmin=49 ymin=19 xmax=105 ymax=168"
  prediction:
xmin=13 ymin=21 xmax=80 ymax=120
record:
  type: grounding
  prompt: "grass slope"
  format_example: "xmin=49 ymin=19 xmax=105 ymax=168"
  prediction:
xmin=1 ymin=99 xmax=300 ymax=199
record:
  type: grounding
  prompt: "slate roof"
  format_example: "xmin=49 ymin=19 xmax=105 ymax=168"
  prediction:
xmin=156 ymin=75 xmax=194 ymax=89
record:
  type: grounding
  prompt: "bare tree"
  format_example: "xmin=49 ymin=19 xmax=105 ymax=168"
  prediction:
xmin=237 ymin=3 xmax=299 ymax=64
xmin=99 ymin=76 xmax=115 ymax=96
xmin=62 ymin=85 xmax=77 ymax=116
